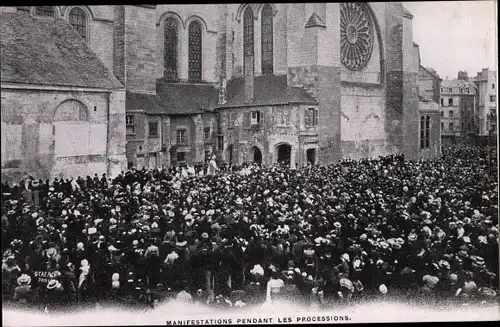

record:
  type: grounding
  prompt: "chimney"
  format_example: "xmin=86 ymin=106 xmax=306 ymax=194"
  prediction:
xmin=458 ymin=71 xmax=468 ymax=82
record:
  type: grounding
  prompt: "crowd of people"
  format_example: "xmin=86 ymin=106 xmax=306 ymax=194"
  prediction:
xmin=1 ymin=145 xmax=498 ymax=312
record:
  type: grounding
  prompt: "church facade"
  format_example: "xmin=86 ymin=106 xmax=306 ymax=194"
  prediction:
xmin=1 ymin=4 xmax=440 ymax=180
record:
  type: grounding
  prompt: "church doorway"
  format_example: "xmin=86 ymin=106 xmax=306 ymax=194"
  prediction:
xmin=251 ymin=146 xmax=262 ymax=164
xmin=226 ymin=144 xmax=234 ymax=164
xmin=306 ymin=148 xmax=316 ymax=165
xmin=276 ymin=144 xmax=291 ymax=166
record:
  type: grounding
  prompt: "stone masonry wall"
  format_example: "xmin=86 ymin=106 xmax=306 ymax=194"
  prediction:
xmin=289 ymin=65 xmax=342 ymax=165
xmin=384 ymin=3 xmax=404 ymax=155
xmin=124 ymin=6 xmax=157 ymax=93
xmin=1 ymin=88 xmax=119 ymax=183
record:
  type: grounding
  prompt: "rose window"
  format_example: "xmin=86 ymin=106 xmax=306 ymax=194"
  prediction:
xmin=340 ymin=3 xmax=374 ymax=71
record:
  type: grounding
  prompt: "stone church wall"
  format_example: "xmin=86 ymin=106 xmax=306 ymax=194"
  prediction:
xmin=155 ymin=5 xmax=219 ymax=83
xmin=1 ymin=88 xmax=126 ymax=184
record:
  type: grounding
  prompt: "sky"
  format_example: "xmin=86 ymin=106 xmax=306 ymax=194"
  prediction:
xmin=404 ymin=1 xmax=497 ymax=80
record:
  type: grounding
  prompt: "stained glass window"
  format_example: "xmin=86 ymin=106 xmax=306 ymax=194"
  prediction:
xmin=69 ymin=7 xmax=87 ymax=42
xmin=261 ymin=4 xmax=274 ymax=75
xmin=35 ymin=6 xmax=55 ymax=17
xmin=243 ymin=7 xmax=254 ymax=76
xmin=188 ymin=21 xmax=202 ymax=82
xmin=164 ymin=17 xmax=178 ymax=82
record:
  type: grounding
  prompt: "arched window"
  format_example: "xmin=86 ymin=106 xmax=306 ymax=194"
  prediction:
xmin=164 ymin=17 xmax=179 ymax=82
xmin=243 ymin=7 xmax=254 ymax=76
xmin=68 ymin=7 xmax=88 ymax=42
xmin=420 ymin=116 xmax=425 ymax=149
xmin=261 ymin=4 xmax=274 ymax=75
xmin=188 ymin=21 xmax=202 ymax=82
xmin=425 ymin=116 xmax=431 ymax=148
xmin=54 ymin=100 xmax=89 ymax=121
xmin=34 ymin=6 xmax=56 ymax=17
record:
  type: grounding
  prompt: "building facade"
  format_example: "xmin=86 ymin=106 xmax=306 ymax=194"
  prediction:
xmin=1 ymin=11 xmax=126 ymax=184
xmin=3 ymin=3 xmax=440 ymax=177
xmin=417 ymin=64 xmax=442 ymax=159
xmin=440 ymin=75 xmax=477 ymax=145
xmin=474 ymin=68 xmax=497 ymax=136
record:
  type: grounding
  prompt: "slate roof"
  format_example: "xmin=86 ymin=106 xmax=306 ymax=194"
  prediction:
xmin=126 ymin=92 xmax=163 ymax=113
xmin=442 ymin=79 xmax=476 ymax=89
xmin=218 ymin=75 xmax=318 ymax=109
xmin=1 ymin=13 xmax=123 ymax=89
xmin=131 ymin=82 xmax=219 ymax=115
xmin=418 ymin=95 xmax=432 ymax=103
xmin=400 ymin=4 xmax=414 ymax=19
xmin=420 ymin=66 xmax=441 ymax=80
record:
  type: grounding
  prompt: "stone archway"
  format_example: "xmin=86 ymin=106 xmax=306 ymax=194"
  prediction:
xmin=250 ymin=146 xmax=262 ymax=164
xmin=276 ymin=143 xmax=292 ymax=166
xmin=226 ymin=144 xmax=234 ymax=164
xmin=306 ymin=148 xmax=316 ymax=165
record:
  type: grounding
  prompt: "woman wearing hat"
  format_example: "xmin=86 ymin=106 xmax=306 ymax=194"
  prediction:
xmin=13 ymin=274 xmax=33 ymax=303
xmin=2 ymin=255 xmax=21 ymax=296
xmin=265 ymin=270 xmax=285 ymax=304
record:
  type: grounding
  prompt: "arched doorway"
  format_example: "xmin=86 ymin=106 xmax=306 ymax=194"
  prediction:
xmin=251 ymin=146 xmax=262 ymax=164
xmin=276 ymin=143 xmax=291 ymax=166
xmin=306 ymin=148 xmax=316 ymax=165
xmin=226 ymin=144 xmax=234 ymax=164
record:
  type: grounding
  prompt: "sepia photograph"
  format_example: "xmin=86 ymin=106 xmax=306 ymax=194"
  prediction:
xmin=0 ymin=2 xmax=498 ymax=325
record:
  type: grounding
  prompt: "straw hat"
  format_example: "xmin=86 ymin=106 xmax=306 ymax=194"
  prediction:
xmin=339 ymin=278 xmax=354 ymax=292
xmin=17 ymin=274 xmax=31 ymax=286
xmin=47 ymin=279 xmax=61 ymax=290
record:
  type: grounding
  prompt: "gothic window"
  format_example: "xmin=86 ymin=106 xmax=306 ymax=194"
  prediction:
xmin=68 ymin=7 xmax=87 ymax=42
xmin=35 ymin=6 xmax=56 ymax=17
xmin=340 ymin=3 xmax=374 ymax=71
xmin=188 ymin=21 xmax=202 ymax=82
xmin=261 ymin=4 xmax=274 ymax=75
xmin=243 ymin=7 xmax=254 ymax=76
xmin=425 ymin=116 xmax=431 ymax=148
xmin=164 ymin=17 xmax=179 ymax=82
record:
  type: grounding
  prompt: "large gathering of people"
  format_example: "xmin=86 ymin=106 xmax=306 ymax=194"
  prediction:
xmin=1 ymin=145 xmax=498 ymax=312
